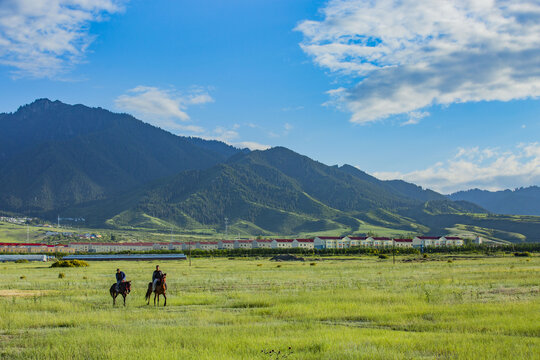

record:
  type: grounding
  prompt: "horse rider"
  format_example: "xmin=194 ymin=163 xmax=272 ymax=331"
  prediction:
xmin=116 ymin=268 xmax=126 ymax=291
xmin=152 ymin=265 xmax=163 ymax=291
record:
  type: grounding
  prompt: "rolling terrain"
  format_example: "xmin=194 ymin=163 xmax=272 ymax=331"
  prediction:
xmin=1 ymin=99 xmax=539 ymax=242
xmin=449 ymin=187 xmax=540 ymax=216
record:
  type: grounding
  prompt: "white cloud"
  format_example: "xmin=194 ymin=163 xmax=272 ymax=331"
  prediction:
xmin=0 ymin=0 xmax=125 ymax=78
xmin=203 ymin=126 xmax=270 ymax=151
xmin=373 ymin=143 xmax=540 ymax=193
xmin=114 ymin=85 xmax=213 ymax=132
xmin=402 ymin=111 xmax=430 ymax=126
xmin=297 ymin=0 xmax=540 ymax=123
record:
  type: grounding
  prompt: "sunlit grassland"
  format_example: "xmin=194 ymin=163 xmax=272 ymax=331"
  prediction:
xmin=1 ymin=256 xmax=539 ymax=359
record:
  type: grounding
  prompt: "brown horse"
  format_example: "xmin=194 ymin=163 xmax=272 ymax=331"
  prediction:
xmin=110 ymin=281 xmax=131 ymax=306
xmin=145 ymin=273 xmax=167 ymax=306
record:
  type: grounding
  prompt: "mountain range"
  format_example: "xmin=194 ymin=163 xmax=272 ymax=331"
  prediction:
xmin=449 ymin=187 xmax=540 ymax=216
xmin=1 ymin=99 xmax=539 ymax=243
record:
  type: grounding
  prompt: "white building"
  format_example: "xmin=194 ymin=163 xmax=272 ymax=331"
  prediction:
xmin=234 ymin=240 xmax=253 ymax=249
xmin=252 ymin=239 xmax=273 ymax=249
xmin=218 ymin=240 xmax=235 ymax=249
xmin=412 ymin=236 xmax=439 ymax=248
xmin=440 ymin=236 xmax=464 ymax=246
xmin=313 ymin=236 xmax=342 ymax=249
xmin=348 ymin=236 xmax=369 ymax=247
xmin=198 ymin=241 xmax=219 ymax=251
xmin=393 ymin=238 xmax=413 ymax=248
xmin=271 ymin=239 xmax=294 ymax=249
xmin=371 ymin=237 xmax=393 ymax=247
xmin=292 ymin=239 xmax=314 ymax=249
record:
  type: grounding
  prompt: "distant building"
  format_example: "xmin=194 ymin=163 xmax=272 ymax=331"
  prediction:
xmin=234 ymin=240 xmax=253 ymax=249
xmin=393 ymin=239 xmax=413 ymax=248
xmin=271 ymin=239 xmax=294 ymax=249
xmin=252 ymin=239 xmax=273 ymax=249
xmin=292 ymin=239 xmax=314 ymax=249
xmin=313 ymin=236 xmax=342 ymax=249
xmin=218 ymin=240 xmax=235 ymax=249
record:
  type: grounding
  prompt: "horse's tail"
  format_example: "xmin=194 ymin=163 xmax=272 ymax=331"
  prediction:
xmin=145 ymin=282 xmax=152 ymax=301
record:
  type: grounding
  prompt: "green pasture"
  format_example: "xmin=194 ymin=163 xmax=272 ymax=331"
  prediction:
xmin=0 ymin=256 xmax=539 ymax=359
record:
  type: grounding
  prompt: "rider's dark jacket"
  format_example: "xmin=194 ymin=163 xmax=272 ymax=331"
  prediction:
xmin=116 ymin=271 xmax=126 ymax=282
xmin=152 ymin=270 xmax=163 ymax=282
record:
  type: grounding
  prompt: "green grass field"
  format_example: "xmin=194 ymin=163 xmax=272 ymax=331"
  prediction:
xmin=1 ymin=256 xmax=539 ymax=359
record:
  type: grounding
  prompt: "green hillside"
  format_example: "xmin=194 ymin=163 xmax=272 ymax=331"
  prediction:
xmin=0 ymin=99 xmax=242 ymax=212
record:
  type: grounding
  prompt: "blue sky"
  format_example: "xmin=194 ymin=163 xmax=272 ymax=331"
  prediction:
xmin=0 ymin=0 xmax=539 ymax=193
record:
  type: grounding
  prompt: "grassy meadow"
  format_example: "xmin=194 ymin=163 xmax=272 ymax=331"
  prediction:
xmin=0 ymin=255 xmax=539 ymax=359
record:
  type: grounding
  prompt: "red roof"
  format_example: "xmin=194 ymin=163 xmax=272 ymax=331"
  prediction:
xmin=417 ymin=236 xmax=439 ymax=240
xmin=274 ymin=239 xmax=294 ymax=242
xmin=372 ymin=237 xmax=391 ymax=241
xmin=199 ymin=241 xmax=218 ymax=245
xmin=0 ymin=243 xmax=47 ymax=246
xmin=236 ymin=240 xmax=252 ymax=243
xmin=393 ymin=238 xmax=412 ymax=242
xmin=349 ymin=236 xmax=368 ymax=240
xmin=295 ymin=239 xmax=314 ymax=242
xmin=444 ymin=237 xmax=462 ymax=240
xmin=220 ymin=240 xmax=235 ymax=243
xmin=316 ymin=236 xmax=342 ymax=240
xmin=255 ymin=239 xmax=273 ymax=243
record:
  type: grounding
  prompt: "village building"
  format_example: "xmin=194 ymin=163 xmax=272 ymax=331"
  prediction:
xmin=348 ymin=236 xmax=369 ymax=247
xmin=412 ymin=236 xmax=439 ymax=248
xmin=292 ymin=238 xmax=314 ymax=249
xmin=393 ymin=239 xmax=413 ymax=248
xmin=271 ymin=239 xmax=294 ymax=249
xmin=198 ymin=241 xmax=219 ymax=251
xmin=218 ymin=240 xmax=235 ymax=249
xmin=313 ymin=236 xmax=342 ymax=249
xmin=440 ymin=236 xmax=464 ymax=246
xmin=234 ymin=240 xmax=253 ymax=249
xmin=252 ymin=239 xmax=273 ymax=249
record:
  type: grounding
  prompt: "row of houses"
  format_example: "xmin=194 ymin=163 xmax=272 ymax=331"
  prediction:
xmin=0 ymin=236 xmax=469 ymax=254
xmin=0 ymin=243 xmax=74 ymax=253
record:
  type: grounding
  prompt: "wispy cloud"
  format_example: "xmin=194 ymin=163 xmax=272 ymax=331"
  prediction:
xmin=297 ymin=0 xmax=540 ymax=123
xmin=203 ymin=126 xmax=270 ymax=151
xmin=0 ymin=0 xmax=126 ymax=78
xmin=114 ymin=85 xmax=213 ymax=132
xmin=373 ymin=143 xmax=540 ymax=193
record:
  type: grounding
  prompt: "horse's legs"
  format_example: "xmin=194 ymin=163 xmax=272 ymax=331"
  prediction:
xmin=154 ymin=293 xmax=157 ymax=306
xmin=163 ymin=293 xmax=166 ymax=307
xmin=123 ymin=294 xmax=126 ymax=306
xmin=112 ymin=293 xmax=116 ymax=306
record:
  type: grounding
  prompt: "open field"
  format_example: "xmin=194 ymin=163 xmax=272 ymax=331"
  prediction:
xmin=1 ymin=256 xmax=539 ymax=359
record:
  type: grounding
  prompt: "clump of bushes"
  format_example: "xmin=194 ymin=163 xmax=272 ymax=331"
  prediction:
xmin=423 ymin=254 xmax=428 ymax=258
xmin=15 ymin=259 xmax=29 ymax=263
xmin=276 ymin=264 xmax=282 ymax=268
xmin=257 ymin=264 xmax=263 ymax=267
xmin=58 ymin=273 xmax=65 ymax=279
xmin=447 ymin=259 xmax=453 ymax=263
xmin=378 ymin=254 xmax=388 ymax=259
xmin=310 ymin=262 xmax=316 ymax=266
xmin=20 ymin=275 xmax=26 ymax=279
xmin=514 ymin=252 xmax=531 ymax=257
xmin=50 ymin=260 xmax=89 ymax=268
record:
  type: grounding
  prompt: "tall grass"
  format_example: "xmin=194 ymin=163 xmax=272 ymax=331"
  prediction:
xmin=0 ymin=256 xmax=538 ymax=359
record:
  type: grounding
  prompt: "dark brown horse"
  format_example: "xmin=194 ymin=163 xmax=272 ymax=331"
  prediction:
xmin=145 ymin=273 xmax=167 ymax=306
xmin=110 ymin=281 xmax=131 ymax=306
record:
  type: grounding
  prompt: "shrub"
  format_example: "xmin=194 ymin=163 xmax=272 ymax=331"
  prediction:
xmin=378 ymin=254 xmax=388 ymax=259
xmin=447 ymin=259 xmax=453 ymax=263
xmin=276 ymin=264 xmax=282 ymax=268
xmin=514 ymin=252 xmax=531 ymax=257
xmin=20 ymin=275 xmax=26 ymax=279
xmin=310 ymin=262 xmax=316 ymax=266
xmin=423 ymin=254 xmax=428 ymax=258
xmin=15 ymin=259 xmax=29 ymax=264
xmin=257 ymin=264 xmax=262 ymax=267
xmin=58 ymin=273 xmax=65 ymax=279
xmin=50 ymin=260 xmax=89 ymax=268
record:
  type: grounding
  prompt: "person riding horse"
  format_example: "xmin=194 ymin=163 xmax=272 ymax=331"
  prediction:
xmin=116 ymin=268 xmax=126 ymax=291
xmin=152 ymin=265 xmax=164 ymax=291
xmin=110 ymin=269 xmax=131 ymax=306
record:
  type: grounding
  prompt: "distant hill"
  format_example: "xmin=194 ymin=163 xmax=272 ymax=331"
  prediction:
xmin=2 ymin=99 xmax=539 ymax=243
xmin=449 ymin=187 xmax=540 ymax=216
xmin=0 ymin=99 xmax=243 ymax=212
xmin=71 ymin=147 xmax=507 ymax=238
